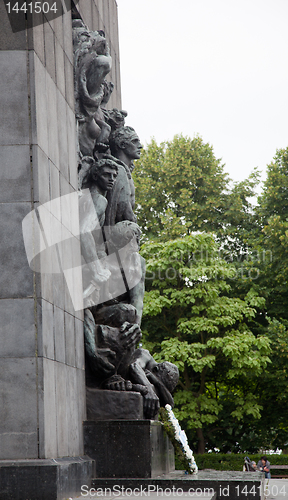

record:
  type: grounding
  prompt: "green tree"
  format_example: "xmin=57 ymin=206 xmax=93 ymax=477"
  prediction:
xmin=246 ymin=318 xmax=288 ymax=451
xmin=141 ymin=234 xmax=271 ymax=454
xmin=208 ymin=318 xmax=288 ymax=453
xmin=133 ymin=134 xmax=260 ymax=256
xmin=256 ymin=147 xmax=288 ymax=320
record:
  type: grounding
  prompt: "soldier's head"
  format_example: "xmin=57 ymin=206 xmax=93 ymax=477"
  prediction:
xmin=110 ymin=126 xmax=142 ymax=160
xmin=152 ymin=362 xmax=179 ymax=393
xmin=91 ymin=158 xmax=118 ymax=191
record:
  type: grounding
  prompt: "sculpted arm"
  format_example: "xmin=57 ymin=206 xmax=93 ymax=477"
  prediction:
xmin=129 ymin=358 xmax=160 ymax=419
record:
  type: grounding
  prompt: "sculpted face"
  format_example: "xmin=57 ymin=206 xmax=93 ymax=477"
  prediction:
xmin=90 ymin=30 xmax=108 ymax=56
xmin=94 ymin=166 xmax=118 ymax=191
xmin=123 ymin=133 xmax=142 ymax=160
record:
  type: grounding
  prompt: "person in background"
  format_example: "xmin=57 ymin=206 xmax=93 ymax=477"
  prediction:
xmin=257 ymin=456 xmax=271 ymax=478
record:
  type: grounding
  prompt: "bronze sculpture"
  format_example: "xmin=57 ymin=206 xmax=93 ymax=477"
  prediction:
xmin=73 ymin=19 xmax=179 ymax=419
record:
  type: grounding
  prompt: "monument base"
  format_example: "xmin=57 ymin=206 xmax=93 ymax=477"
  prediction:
xmin=0 ymin=456 xmax=95 ymax=500
xmin=84 ymin=420 xmax=175 ymax=478
xmin=90 ymin=470 xmax=264 ymax=500
xmin=86 ymin=388 xmax=144 ymax=420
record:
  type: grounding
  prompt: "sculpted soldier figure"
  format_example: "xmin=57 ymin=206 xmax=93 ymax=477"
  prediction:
xmin=84 ymin=310 xmax=179 ymax=419
xmin=109 ymin=126 xmax=142 ymax=209
xmin=74 ymin=23 xmax=179 ymax=419
xmin=73 ymin=19 xmax=114 ymax=157
xmin=79 ymin=156 xmax=118 ymax=304
xmin=110 ymin=126 xmax=142 ymax=171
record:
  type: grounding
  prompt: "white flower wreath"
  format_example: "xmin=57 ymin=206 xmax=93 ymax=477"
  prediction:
xmin=165 ymin=404 xmax=198 ymax=474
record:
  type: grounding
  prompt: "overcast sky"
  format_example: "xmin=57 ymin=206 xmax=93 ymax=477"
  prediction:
xmin=116 ymin=0 xmax=288 ymax=188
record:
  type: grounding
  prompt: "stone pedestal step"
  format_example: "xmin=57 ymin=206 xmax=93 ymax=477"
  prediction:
xmin=90 ymin=470 xmax=264 ymax=500
xmin=0 ymin=456 xmax=94 ymax=500
xmin=84 ymin=420 xmax=175 ymax=479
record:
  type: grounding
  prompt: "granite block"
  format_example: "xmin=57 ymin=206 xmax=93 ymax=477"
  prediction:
xmin=76 ymin=366 xmax=86 ymax=425
xmin=66 ymin=104 xmax=77 ymax=178
xmin=79 ymin=0 xmax=92 ymax=28
xmin=54 ymin=305 xmax=65 ymax=363
xmin=55 ymin=362 xmax=69 ymax=456
xmin=86 ymin=388 xmax=143 ymax=421
xmin=63 ymin=9 xmax=73 ymax=63
xmin=59 ymin=175 xmax=73 ymax=227
xmin=92 ymin=3 xmax=100 ymax=31
xmin=54 ymin=11 xmax=64 ymax=48
xmin=32 ymin=19 xmax=45 ymax=65
xmin=44 ymin=14 xmax=56 ymax=33
xmin=64 ymin=53 xmax=75 ymax=110
xmin=56 ymin=90 xmax=69 ymax=179
xmin=0 ymin=357 xmax=38 ymax=459
xmin=84 ymin=420 xmax=173 ymax=478
xmin=46 ymin=73 xmax=60 ymax=167
xmin=75 ymin=317 xmax=84 ymax=369
xmin=115 ymin=52 xmax=122 ymax=105
xmin=40 ymin=266 xmax=54 ymax=300
xmin=38 ymin=299 xmax=54 ymax=359
xmin=0 ymin=456 xmax=94 ymax=500
xmin=69 ymin=150 xmax=78 ymax=191
xmin=61 ymin=227 xmax=79 ymax=315
xmin=49 ymin=160 xmax=60 ymax=203
xmin=66 ymin=366 xmax=80 ymax=456
xmin=42 ymin=358 xmax=58 ymax=457
xmin=108 ymin=0 xmax=115 ymax=47
xmin=37 ymin=356 xmax=45 ymax=458
xmin=75 ymin=307 xmax=84 ymax=321
xmin=44 ymin=20 xmax=56 ymax=82
xmin=34 ymin=147 xmax=51 ymax=204
xmin=0 ymin=202 xmax=34 ymax=298
xmin=97 ymin=0 xmax=104 ymax=27
xmin=0 ymin=298 xmax=35 ymax=358
xmin=60 ymin=169 xmax=73 ymax=197
xmin=53 ymin=271 xmax=65 ymax=311
xmin=111 ymin=0 xmax=118 ymax=42
xmin=103 ymin=0 xmax=109 ymax=33
xmin=55 ymin=38 xmax=66 ymax=97
xmin=33 ymin=55 xmax=49 ymax=155
xmin=92 ymin=472 xmax=263 ymax=500
xmin=65 ymin=312 xmax=76 ymax=366
xmin=0 ymin=51 xmax=29 ymax=145
xmin=0 ymin=2 xmax=26 ymax=50
xmin=64 ymin=262 xmax=83 ymax=314
xmin=0 ymin=145 xmax=31 ymax=202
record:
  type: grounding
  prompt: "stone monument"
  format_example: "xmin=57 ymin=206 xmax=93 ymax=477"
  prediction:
xmin=0 ymin=1 xmax=123 ymax=498
xmin=71 ymin=15 xmax=179 ymax=478
xmin=0 ymin=1 xmax=265 ymax=498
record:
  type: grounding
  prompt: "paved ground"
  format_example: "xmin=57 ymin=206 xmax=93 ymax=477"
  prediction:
xmin=69 ymin=479 xmax=288 ymax=500
xmin=263 ymin=479 xmax=288 ymax=500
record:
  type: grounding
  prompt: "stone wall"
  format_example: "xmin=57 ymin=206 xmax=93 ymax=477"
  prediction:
xmin=0 ymin=0 xmax=121 ymax=460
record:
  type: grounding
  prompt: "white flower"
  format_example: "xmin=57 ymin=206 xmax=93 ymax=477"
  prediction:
xmin=164 ymin=406 xmax=198 ymax=474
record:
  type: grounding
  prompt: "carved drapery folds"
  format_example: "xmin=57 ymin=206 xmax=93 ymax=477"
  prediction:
xmin=73 ymin=19 xmax=179 ymax=419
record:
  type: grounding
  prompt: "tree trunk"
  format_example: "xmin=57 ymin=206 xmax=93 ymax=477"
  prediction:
xmin=196 ymin=427 xmax=205 ymax=454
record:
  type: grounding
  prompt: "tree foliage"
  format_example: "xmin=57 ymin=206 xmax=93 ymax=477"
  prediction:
xmin=133 ymin=134 xmax=260 ymax=255
xmin=135 ymin=136 xmax=288 ymax=453
xmin=256 ymin=147 xmax=288 ymax=320
xmin=141 ymin=234 xmax=270 ymax=453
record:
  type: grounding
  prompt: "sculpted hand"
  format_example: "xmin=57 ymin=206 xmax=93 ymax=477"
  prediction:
xmin=91 ymin=260 xmax=111 ymax=284
xmin=120 ymin=322 xmax=142 ymax=349
xmin=104 ymin=375 xmax=132 ymax=391
xmin=94 ymin=348 xmax=116 ymax=377
xmin=143 ymin=387 xmax=160 ymax=419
